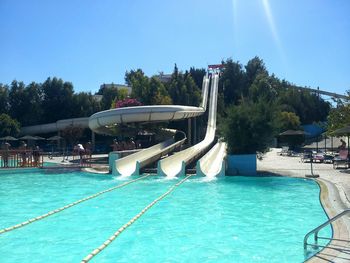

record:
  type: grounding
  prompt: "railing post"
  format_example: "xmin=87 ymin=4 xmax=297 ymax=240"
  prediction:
xmin=314 ymin=231 xmax=318 ymax=244
xmin=304 ymin=209 xmax=350 ymax=258
xmin=314 ymin=231 xmax=319 ymax=249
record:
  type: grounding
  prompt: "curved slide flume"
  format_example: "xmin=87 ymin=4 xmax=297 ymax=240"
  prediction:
xmin=21 ymin=117 xmax=89 ymax=135
xmin=114 ymin=133 xmax=186 ymax=176
xmin=88 ymin=75 xmax=210 ymax=134
xmin=196 ymin=141 xmax=227 ymax=179
xmin=21 ymin=76 xmax=209 ymax=136
xmin=157 ymin=73 xmax=219 ymax=178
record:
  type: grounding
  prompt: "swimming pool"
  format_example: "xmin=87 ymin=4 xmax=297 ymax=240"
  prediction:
xmin=0 ymin=170 xmax=331 ymax=262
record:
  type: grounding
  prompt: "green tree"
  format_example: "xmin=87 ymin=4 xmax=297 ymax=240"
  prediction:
xmin=168 ymin=64 xmax=183 ymax=104
xmin=327 ymin=103 xmax=350 ymax=134
xmin=167 ymin=65 xmax=201 ymax=106
xmin=8 ymin=81 xmax=44 ymax=126
xmin=0 ymin=113 xmax=20 ymax=137
xmin=23 ymin=82 xmax=43 ymax=125
xmin=0 ymin=84 xmax=9 ymax=114
xmin=125 ymin=69 xmax=150 ymax=103
xmin=41 ymin=77 xmax=74 ymax=123
xmin=126 ymin=70 xmax=173 ymax=106
xmin=221 ymin=100 xmax=277 ymax=154
xmin=220 ymin=59 xmax=246 ymax=105
xmin=189 ymin=67 xmax=206 ymax=89
xmin=184 ymin=73 xmax=201 ymax=106
xmin=277 ymin=87 xmax=330 ymax=123
xmin=8 ymin=80 xmax=27 ymax=123
xmin=148 ymin=77 xmax=172 ymax=105
xmin=72 ymin=92 xmax=101 ymax=117
xmin=96 ymin=84 xmax=119 ymax=110
xmin=118 ymin=88 xmax=129 ymax=101
xmin=248 ymin=74 xmax=277 ymax=103
xmin=276 ymin=111 xmax=301 ymax=132
xmin=111 ymin=87 xmax=131 ymax=108
xmin=245 ymin=56 xmax=268 ymax=88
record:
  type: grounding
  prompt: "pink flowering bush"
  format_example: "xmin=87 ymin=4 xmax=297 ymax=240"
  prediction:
xmin=115 ymin=98 xmax=143 ymax=108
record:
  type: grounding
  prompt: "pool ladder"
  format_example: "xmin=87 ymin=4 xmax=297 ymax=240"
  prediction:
xmin=303 ymin=209 xmax=350 ymax=258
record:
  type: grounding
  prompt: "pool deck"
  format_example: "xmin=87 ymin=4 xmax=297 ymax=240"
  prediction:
xmin=43 ymin=155 xmax=109 ymax=172
xmin=258 ymin=148 xmax=350 ymax=263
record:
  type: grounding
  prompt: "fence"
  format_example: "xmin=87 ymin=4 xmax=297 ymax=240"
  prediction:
xmin=0 ymin=150 xmax=44 ymax=168
xmin=71 ymin=150 xmax=92 ymax=167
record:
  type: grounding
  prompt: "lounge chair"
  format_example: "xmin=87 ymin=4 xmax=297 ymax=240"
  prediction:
xmin=333 ymin=150 xmax=349 ymax=169
xmin=280 ymin=146 xmax=291 ymax=156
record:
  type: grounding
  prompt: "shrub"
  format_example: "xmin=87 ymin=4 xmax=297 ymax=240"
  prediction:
xmin=114 ymin=98 xmax=143 ymax=108
xmin=221 ymin=100 xmax=277 ymax=154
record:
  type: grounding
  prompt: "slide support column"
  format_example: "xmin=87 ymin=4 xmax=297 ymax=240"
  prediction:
xmin=188 ymin=118 xmax=192 ymax=146
xmin=91 ymin=131 xmax=95 ymax=151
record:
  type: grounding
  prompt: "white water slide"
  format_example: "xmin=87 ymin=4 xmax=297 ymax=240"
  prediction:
xmin=21 ymin=73 xmax=225 ymax=177
xmin=91 ymin=73 xmax=226 ymax=178
xmin=158 ymin=73 xmax=221 ymax=178
xmin=89 ymin=75 xmax=210 ymax=176
xmin=114 ymin=136 xmax=185 ymax=176
xmin=196 ymin=141 xmax=227 ymax=178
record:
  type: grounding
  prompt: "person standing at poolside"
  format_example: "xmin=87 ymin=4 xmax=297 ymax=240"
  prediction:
xmin=85 ymin=141 xmax=92 ymax=156
xmin=338 ymin=139 xmax=346 ymax=150
xmin=77 ymin=143 xmax=85 ymax=164
xmin=33 ymin=146 xmax=41 ymax=166
xmin=130 ymin=138 xmax=136 ymax=150
xmin=111 ymin=139 xmax=121 ymax=151
xmin=19 ymin=141 xmax=27 ymax=167
xmin=2 ymin=142 xmax=11 ymax=168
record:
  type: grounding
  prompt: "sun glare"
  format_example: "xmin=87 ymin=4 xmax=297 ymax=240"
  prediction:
xmin=261 ymin=0 xmax=287 ymax=70
xmin=232 ymin=0 xmax=238 ymax=52
xmin=262 ymin=0 xmax=280 ymax=45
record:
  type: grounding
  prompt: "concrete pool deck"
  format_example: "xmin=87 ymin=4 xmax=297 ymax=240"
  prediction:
xmin=258 ymin=148 xmax=350 ymax=263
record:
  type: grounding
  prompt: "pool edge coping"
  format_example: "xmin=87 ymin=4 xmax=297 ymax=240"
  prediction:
xmin=304 ymin=178 xmax=350 ymax=263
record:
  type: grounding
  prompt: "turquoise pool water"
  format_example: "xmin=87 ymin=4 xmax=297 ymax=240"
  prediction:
xmin=0 ymin=170 xmax=331 ymax=262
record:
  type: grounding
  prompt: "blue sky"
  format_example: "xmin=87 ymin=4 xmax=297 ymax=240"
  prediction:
xmin=0 ymin=0 xmax=349 ymax=94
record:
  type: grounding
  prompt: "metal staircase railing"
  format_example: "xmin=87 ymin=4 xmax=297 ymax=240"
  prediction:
xmin=304 ymin=209 xmax=350 ymax=256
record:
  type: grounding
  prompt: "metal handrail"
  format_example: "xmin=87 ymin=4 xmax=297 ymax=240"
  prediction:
xmin=0 ymin=149 xmax=44 ymax=168
xmin=304 ymin=209 xmax=350 ymax=253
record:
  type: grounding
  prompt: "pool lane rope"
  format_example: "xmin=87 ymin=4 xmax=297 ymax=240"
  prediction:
xmin=81 ymin=174 xmax=193 ymax=263
xmin=0 ymin=174 xmax=150 ymax=235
